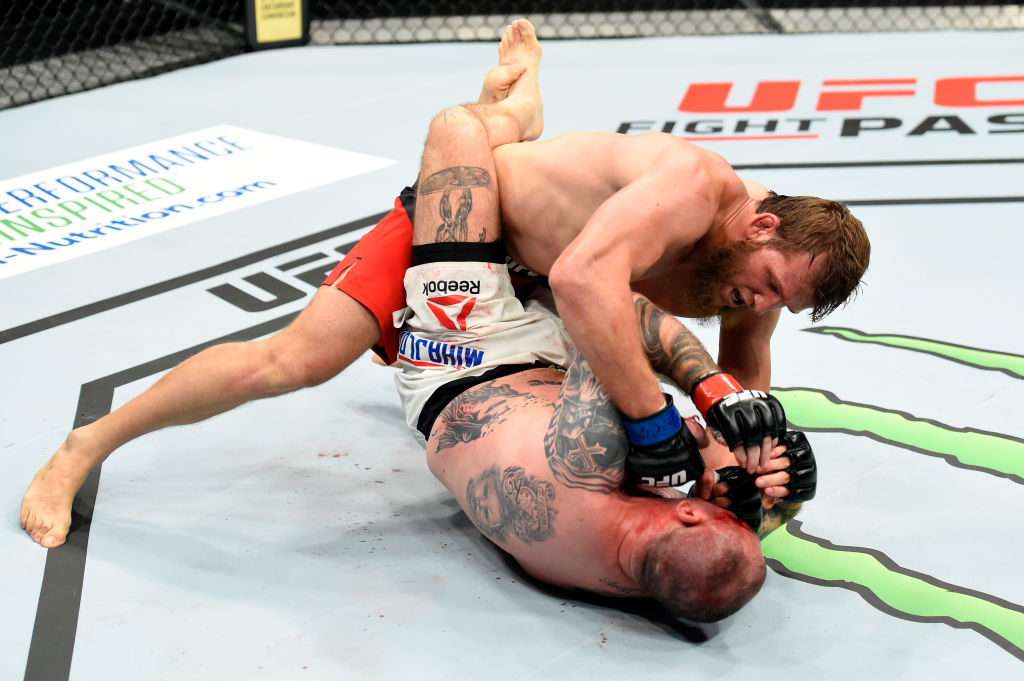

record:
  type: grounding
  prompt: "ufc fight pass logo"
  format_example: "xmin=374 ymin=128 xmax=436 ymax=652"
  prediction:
xmin=618 ymin=74 xmax=1024 ymax=139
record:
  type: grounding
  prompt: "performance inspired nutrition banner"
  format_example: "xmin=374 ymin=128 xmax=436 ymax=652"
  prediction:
xmin=0 ymin=124 xmax=393 ymax=279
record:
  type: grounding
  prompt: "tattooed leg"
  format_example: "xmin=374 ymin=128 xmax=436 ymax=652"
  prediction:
xmin=418 ymin=166 xmax=491 ymax=243
xmin=411 ymin=20 xmax=545 ymax=246
xmin=633 ymin=293 xmax=720 ymax=393
xmin=413 ymin=104 xmax=502 ymax=246
xmin=543 ymin=351 xmax=630 ymax=493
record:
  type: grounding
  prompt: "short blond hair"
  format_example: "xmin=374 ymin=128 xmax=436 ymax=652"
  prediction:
xmin=758 ymin=192 xmax=870 ymax=321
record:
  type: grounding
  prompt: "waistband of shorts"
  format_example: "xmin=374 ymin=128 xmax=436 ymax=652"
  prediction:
xmin=411 ymin=241 xmax=506 ymax=266
xmin=416 ymin=362 xmax=555 ymax=438
xmin=505 ymin=254 xmax=549 ymax=289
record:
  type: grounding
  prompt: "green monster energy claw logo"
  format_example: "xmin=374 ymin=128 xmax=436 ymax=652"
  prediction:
xmin=764 ymin=327 xmax=1024 ymax=662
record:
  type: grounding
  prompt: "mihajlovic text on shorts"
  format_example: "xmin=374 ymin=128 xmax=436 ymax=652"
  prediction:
xmin=397 ymin=331 xmax=485 ymax=369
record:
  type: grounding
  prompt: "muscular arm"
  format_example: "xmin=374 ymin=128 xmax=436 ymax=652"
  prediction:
xmin=717 ymin=308 xmax=780 ymax=393
xmin=547 ymin=164 xmax=719 ymax=420
xmin=541 ymin=293 xmax=719 ymax=493
xmin=633 ymin=294 xmax=720 ymax=393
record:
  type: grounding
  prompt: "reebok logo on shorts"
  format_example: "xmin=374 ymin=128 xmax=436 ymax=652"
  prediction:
xmin=397 ymin=331 xmax=485 ymax=369
xmin=421 ymin=279 xmax=481 ymax=296
xmin=425 ymin=294 xmax=476 ymax=331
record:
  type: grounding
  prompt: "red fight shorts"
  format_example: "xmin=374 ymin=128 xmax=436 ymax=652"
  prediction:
xmin=321 ymin=187 xmax=416 ymax=364
xmin=321 ymin=185 xmax=548 ymax=365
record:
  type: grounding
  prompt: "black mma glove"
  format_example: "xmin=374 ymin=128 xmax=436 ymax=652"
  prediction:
xmin=716 ymin=466 xmax=763 ymax=531
xmin=690 ymin=372 xmax=787 ymax=450
xmin=622 ymin=394 xmax=705 ymax=488
xmin=781 ymin=430 xmax=817 ymax=502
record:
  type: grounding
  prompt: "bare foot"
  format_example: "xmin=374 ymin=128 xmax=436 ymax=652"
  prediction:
xmin=496 ymin=19 xmax=543 ymax=141
xmin=478 ymin=62 xmax=527 ymax=105
xmin=21 ymin=438 xmax=95 ymax=548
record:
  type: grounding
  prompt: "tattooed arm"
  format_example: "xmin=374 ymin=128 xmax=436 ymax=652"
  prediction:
xmin=543 ymin=352 xmax=631 ymax=493
xmin=541 ymin=297 xmax=720 ymax=494
xmin=758 ymin=500 xmax=803 ymax=539
xmin=632 ymin=293 xmax=720 ymax=393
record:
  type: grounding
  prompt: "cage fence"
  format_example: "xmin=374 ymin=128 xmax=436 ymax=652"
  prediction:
xmin=1 ymin=1 xmax=1021 ymax=109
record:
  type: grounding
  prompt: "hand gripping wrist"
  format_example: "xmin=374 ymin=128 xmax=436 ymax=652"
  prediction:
xmin=716 ymin=466 xmax=763 ymax=531
xmin=690 ymin=372 xmax=787 ymax=450
xmin=781 ymin=430 xmax=817 ymax=502
xmin=622 ymin=394 xmax=704 ymax=488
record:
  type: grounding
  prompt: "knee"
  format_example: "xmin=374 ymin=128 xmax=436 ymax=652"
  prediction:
xmin=427 ymin=105 xmax=487 ymax=143
xmin=259 ymin=335 xmax=337 ymax=392
xmin=234 ymin=337 xmax=325 ymax=399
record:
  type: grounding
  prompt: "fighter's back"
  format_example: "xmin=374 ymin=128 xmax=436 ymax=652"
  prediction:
xmin=492 ymin=131 xmax=744 ymax=276
xmin=424 ymin=368 xmax=639 ymax=595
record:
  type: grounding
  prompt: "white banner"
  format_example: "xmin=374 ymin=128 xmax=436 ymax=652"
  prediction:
xmin=0 ymin=125 xmax=393 ymax=279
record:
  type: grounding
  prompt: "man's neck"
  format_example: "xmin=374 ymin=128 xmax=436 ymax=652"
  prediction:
xmin=718 ymin=197 xmax=758 ymax=244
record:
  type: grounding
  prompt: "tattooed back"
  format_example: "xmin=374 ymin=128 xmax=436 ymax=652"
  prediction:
xmin=425 ymin=367 xmax=652 ymax=597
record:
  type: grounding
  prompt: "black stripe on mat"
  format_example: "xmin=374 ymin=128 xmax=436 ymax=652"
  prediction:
xmin=19 ymin=155 xmax=1024 ymax=678
xmin=23 ymin=312 xmax=298 ymax=681
xmin=0 ymin=211 xmax=386 ymax=346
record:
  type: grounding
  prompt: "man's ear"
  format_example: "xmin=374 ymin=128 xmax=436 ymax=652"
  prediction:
xmin=745 ymin=213 xmax=780 ymax=242
xmin=675 ymin=500 xmax=705 ymax=526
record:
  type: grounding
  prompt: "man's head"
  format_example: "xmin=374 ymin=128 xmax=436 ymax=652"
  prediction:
xmin=755 ymin=192 xmax=870 ymax=322
xmin=686 ymin=192 xmax=869 ymax=325
xmin=637 ymin=499 xmax=766 ymax=622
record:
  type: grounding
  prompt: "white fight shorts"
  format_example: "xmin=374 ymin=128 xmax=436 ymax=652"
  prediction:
xmin=394 ymin=245 xmax=573 ymax=440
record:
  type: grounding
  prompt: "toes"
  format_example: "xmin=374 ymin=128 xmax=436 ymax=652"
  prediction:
xmin=514 ymin=18 xmax=535 ymax=40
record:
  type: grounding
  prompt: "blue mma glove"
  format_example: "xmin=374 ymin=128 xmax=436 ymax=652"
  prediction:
xmin=622 ymin=394 xmax=705 ymax=488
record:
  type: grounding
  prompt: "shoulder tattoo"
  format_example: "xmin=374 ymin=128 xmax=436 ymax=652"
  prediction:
xmin=543 ymin=356 xmax=628 ymax=494
xmin=759 ymin=500 xmax=803 ymax=538
xmin=465 ymin=465 xmax=557 ymax=545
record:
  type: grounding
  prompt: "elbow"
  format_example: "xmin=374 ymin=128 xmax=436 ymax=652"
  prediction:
xmin=548 ymin=253 xmax=590 ymax=310
xmin=549 ymin=246 xmax=633 ymax=319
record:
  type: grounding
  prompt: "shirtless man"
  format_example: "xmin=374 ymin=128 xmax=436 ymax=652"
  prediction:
xmin=421 ymin=350 xmax=769 ymax=621
xmin=22 ymin=19 xmax=862 ymax=549
xmin=396 ymin=154 xmax=812 ymax=616
xmin=20 ymin=23 xmax=543 ymax=549
xmin=412 ymin=302 xmax=820 ymax=619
